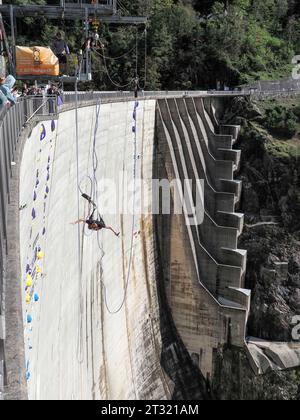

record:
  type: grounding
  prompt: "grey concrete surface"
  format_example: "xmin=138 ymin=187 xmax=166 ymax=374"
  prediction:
xmin=247 ymin=337 xmax=300 ymax=374
xmin=18 ymin=100 xmax=173 ymax=400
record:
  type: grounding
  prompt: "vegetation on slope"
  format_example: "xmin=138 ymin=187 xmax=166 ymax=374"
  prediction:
xmin=3 ymin=0 xmax=300 ymax=89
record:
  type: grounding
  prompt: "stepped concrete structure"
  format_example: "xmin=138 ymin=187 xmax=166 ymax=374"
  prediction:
xmin=1 ymin=92 xmax=299 ymax=400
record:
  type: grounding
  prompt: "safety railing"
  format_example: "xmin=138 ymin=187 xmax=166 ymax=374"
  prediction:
xmin=62 ymin=89 xmax=250 ymax=106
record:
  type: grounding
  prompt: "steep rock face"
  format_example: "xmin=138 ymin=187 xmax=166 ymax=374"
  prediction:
xmin=208 ymin=96 xmax=300 ymax=400
xmin=223 ymin=96 xmax=300 ymax=342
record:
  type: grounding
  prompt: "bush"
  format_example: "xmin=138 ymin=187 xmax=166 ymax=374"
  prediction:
xmin=264 ymin=106 xmax=298 ymax=138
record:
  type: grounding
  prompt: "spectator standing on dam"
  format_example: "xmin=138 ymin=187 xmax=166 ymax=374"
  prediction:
xmin=0 ymin=75 xmax=17 ymax=110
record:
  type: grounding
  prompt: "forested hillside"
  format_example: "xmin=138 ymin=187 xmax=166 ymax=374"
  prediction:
xmin=3 ymin=0 xmax=300 ymax=90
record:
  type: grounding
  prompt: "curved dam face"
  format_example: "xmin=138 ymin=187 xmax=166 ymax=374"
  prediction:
xmin=19 ymin=100 xmax=171 ymax=400
xmin=15 ymin=95 xmax=251 ymax=400
xmin=3 ymin=93 xmax=299 ymax=400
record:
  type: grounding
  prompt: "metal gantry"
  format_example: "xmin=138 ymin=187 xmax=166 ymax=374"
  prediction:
xmin=0 ymin=1 xmax=147 ymax=80
xmin=0 ymin=1 xmax=147 ymax=24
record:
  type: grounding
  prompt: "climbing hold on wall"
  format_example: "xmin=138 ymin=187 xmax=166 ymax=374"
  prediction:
xmin=27 ymin=314 xmax=33 ymax=324
xmin=51 ymin=120 xmax=56 ymax=132
xmin=26 ymin=275 xmax=33 ymax=287
xmin=35 ymin=179 xmax=39 ymax=188
xmin=132 ymin=126 xmax=136 ymax=133
xmin=36 ymin=265 xmax=41 ymax=274
xmin=26 ymin=264 xmax=31 ymax=274
xmin=42 ymin=227 xmax=46 ymax=235
xmin=25 ymin=293 xmax=31 ymax=304
xmin=46 ymin=172 xmax=50 ymax=181
xmin=26 ymin=371 xmax=31 ymax=381
xmin=37 ymin=251 xmax=44 ymax=260
xmin=34 ymin=293 xmax=39 ymax=302
xmin=32 ymin=208 xmax=36 ymax=220
xmin=40 ymin=124 xmax=46 ymax=141
xmin=45 ymin=186 xmax=49 ymax=194
xmin=33 ymin=191 xmax=37 ymax=201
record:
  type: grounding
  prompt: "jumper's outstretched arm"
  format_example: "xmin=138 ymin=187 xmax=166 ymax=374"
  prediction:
xmin=71 ymin=219 xmax=85 ymax=225
xmin=105 ymin=226 xmax=120 ymax=237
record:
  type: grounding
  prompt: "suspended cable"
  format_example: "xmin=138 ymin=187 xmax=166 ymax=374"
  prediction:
xmin=137 ymin=27 xmax=147 ymax=90
xmin=80 ymin=99 xmax=139 ymax=315
xmin=92 ymin=46 xmax=135 ymax=89
xmin=74 ymin=81 xmax=84 ymax=365
xmin=94 ymin=29 xmax=146 ymax=61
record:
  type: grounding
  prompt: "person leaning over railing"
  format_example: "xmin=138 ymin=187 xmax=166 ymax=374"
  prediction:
xmin=0 ymin=75 xmax=17 ymax=110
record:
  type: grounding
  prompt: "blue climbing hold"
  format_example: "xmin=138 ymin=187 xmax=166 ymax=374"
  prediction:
xmin=42 ymin=227 xmax=46 ymax=236
xmin=40 ymin=124 xmax=46 ymax=141
xmin=34 ymin=293 xmax=39 ymax=302
xmin=26 ymin=371 xmax=30 ymax=381
xmin=132 ymin=126 xmax=136 ymax=133
xmin=35 ymin=179 xmax=39 ymax=188
xmin=33 ymin=191 xmax=37 ymax=201
xmin=46 ymin=173 xmax=50 ymax=181
xmin=27 ymin=314 xmax=33 ymax=324
xmin=46 ymin=186 xmax=49 ymax=194
xmin=51 ymin=120 xmax=56 ymax=132
xmin=26 ymin=264 xmax=31 ymax=274
xmin=32 ymin=208 xmax=36 ymax=220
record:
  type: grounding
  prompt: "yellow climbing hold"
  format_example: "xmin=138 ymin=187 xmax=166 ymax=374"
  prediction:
xmin=37 ymin=251 xmax=44 ymax=260
xmin=25 ymin=293 xmax=31 ymax=304
xmin=26 ymin=274 xmax=33 ymax=287
xmin=36 ymin=265 xmax=41 ymax=274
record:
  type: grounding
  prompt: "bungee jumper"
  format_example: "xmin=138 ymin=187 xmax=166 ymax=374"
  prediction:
xmin=72 ymin=193 xmax=120 ymax=237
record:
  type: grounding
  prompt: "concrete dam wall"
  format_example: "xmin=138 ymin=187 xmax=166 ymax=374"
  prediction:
xmin=4 ymin=94 xmax=253 ymax=400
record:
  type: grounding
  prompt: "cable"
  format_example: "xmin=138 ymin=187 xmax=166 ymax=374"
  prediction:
xmin=137 ymin=27 xmax=147 ymax=90
xmin=102 ymin=100 xmax=139 ymax=314
xmin=80 ymin=99 xmax=139 ymax=315
xmin=93 ymin=47 xmax=135 ymax=89
xmin=74 ymin=81 xmax=84 ymax=365
xmin=91 ymin=26 xmax=147 ymax=89
xmin=95 ymin=29 xmax=147 ymax=61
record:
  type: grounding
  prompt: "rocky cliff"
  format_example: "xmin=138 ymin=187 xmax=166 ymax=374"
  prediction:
xmin=211 ymin=96 xmax=300 ymax=400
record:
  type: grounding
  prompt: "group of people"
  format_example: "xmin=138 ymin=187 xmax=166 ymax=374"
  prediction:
xmin=21 ymin=82 xmax=62 ymax=99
